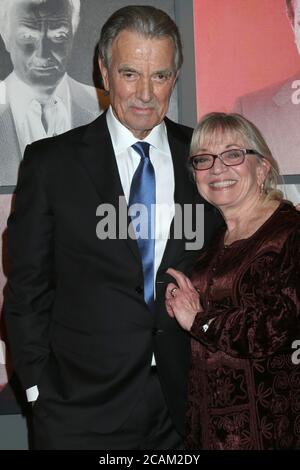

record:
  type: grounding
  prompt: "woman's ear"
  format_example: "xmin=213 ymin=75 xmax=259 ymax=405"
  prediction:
xmin=257 ymin=158 xmax=271 ymax=186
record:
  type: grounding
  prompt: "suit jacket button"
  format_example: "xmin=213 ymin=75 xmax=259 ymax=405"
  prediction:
xmin=135 ymin=285 xmax=144 ymax=294
xmin=153 ymin=328 xmax=164 ymax=335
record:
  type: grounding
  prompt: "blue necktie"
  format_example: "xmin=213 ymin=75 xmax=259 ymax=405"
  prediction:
xmin=129 ymin=142 xmax=156 ymax=310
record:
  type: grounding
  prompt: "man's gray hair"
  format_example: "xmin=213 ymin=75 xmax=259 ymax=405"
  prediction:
xmin=98 ymin=5 xmax=183 ymax=72
xmin=0 ymin=0 xmax=81 ymax=40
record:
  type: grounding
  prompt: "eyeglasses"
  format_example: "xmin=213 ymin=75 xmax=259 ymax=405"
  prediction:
xmin=189 ymin=148 xmax=260 ymax=171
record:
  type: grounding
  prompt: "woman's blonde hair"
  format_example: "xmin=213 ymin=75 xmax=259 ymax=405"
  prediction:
xmin=190 ymin=112 xmax=283 ymax=201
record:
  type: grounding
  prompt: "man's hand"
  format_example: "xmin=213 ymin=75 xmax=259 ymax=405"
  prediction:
xmin=165 ymin=267 xmax=202 ymax=331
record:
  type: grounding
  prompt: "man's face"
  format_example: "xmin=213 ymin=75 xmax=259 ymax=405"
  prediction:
xmin=292 ymin=0 xmax=300 ymax=54
xmin=99 ymin=30 xmax=178 ymax=139
xmin=5 ymin=0 xmax=74 ymax=90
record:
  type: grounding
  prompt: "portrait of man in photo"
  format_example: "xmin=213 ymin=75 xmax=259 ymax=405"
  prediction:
xmin=234 ymin=0 xmax=300 ymax=201
xmin=0 ymin=0 xmax=103 ymax=187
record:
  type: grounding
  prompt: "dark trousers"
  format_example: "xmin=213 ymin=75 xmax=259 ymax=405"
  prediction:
xmin=33 ymin=367 xmax=182 ymax=450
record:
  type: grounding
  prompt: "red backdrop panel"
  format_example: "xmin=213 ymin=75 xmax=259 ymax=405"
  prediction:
xmin=194 ymin=0 xmax=299 ymax=118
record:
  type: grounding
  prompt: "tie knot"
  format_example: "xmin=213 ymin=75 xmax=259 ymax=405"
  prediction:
xmin=132 ymin=141 xmax=150 ymax=159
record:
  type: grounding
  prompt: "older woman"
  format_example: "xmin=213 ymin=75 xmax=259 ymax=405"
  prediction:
xmin=166 ymin=113 xmax=300 ymax=450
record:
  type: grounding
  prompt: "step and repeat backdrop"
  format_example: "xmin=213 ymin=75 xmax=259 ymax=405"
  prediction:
xmin=194 ymin=0 xmax=300 ymax=203
xmin=1 ymin=0 xmax=299 ymax=415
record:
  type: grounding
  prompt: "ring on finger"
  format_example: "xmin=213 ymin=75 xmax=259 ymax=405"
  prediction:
xmin=171 ymin=287 xmax=178 ymax=298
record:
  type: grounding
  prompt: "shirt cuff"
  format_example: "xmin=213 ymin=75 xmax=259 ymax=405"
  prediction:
xmin=151 ymin=354 xmax=156 ymax=366
xmin=26 ymin=385 xmax=39 ymax=402
xmin=191 ymin=310 xmax=214 ymax=337
xmin=0 ymin=339 xmax=6 ymax=364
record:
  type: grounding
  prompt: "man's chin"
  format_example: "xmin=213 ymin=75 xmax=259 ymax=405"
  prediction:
xmin=127 ymin=115 xmax=162 ymax=134
xmin=28 ymin=70 xmax=64 ymax=89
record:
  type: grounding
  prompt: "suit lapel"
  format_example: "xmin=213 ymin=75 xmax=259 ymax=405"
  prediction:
xmin=77 ymin=112 xmax=140 ymax=261
xmin=167 ymin=120 xmax=192 ymax=208
xmin=158 ymin=118 xmax=194 ymax=271
xmin=0 ymin=105 xmax=22 ymax=186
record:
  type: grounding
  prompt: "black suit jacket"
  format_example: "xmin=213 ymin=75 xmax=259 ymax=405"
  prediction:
xmin=4 ymin=112 xmax=221 ymax=437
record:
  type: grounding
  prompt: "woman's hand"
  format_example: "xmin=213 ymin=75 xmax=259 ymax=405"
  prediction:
xmin=165 ymin=267 xmax=202 ymax=331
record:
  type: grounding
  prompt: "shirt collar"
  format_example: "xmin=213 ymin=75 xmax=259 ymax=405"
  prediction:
xmin=106 ymin=105 xmax=170 ymax=155
xmin=6 ymin=71 xmax=70 ymax=125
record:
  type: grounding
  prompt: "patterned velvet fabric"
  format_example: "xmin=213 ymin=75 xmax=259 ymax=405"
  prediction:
xmin=185 ymin=202 xmax=300 ymax=449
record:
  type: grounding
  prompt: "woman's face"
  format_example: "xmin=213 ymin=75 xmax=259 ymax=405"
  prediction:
xmin=193 ymin=132 xmax=269 ymax=211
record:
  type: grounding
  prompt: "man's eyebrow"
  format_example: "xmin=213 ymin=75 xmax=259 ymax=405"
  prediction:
xmin=118 ymin=66 xmax=138 ymax=72
xmin=153 ymin=69 xmax=174 ymax=77
xmin=117 ymin=67 xmax=173 ymax=76
xmin=119 ymin=64 xmax=136 ymax=71
xmin=17 ymin=20 xmax=40 ymax=28
xmin=154 ymin=68 xmax=173 ymax=74
xmin=18 ymin=17 xmax=71 ymax=25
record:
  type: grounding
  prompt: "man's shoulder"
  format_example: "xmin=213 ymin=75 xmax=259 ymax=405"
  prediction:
xmin=66 ymin=75 xmax=107 ymax=121
xmin=67 ymin=75 xmax=96 ymax=95
xmin=164 ymin=117 xmax=193 ymax=142
xmin=0 ymin=102 xmax=17 ymax=146
xmin=236 ymin=73 xmax=300 ymax=111
xmin=26 ymin=113 xmax=106 ymax=162
xmin=67 ymin=75 xmax=104 ymax=106
xmin=30 ymin=126 xmax=83 ymax=150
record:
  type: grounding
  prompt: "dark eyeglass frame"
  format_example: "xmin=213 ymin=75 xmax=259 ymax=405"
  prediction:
xmin=189 ymin=148 xmax=260 ymax=171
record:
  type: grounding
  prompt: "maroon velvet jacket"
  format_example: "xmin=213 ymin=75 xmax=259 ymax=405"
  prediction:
xmin=185 ymin=202 xmax=300 ymax=450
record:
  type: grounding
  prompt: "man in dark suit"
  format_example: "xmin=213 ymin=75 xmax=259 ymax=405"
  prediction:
xmin=0 ymin=0 xmax=102 ymax=187
xmin=4 ymin=5 xmax=219 ymax=449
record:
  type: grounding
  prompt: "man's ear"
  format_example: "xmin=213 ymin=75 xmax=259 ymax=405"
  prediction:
xmin=98 ymin=58 xmax=109 ymax=92
xmin=172 ymin=69 xmax=180 ymax=89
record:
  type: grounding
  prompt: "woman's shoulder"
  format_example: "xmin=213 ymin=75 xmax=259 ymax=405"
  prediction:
xmin=260 ymin=201 xmax=300 ymax=253
xmin=274 ymin=201 xmax=300 ymax=231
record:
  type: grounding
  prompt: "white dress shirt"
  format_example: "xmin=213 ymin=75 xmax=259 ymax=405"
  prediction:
xmin=106 ymin=106 xmax=175 ymax=286
xmin=6 ymin=72 xmax=71 ymax=156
